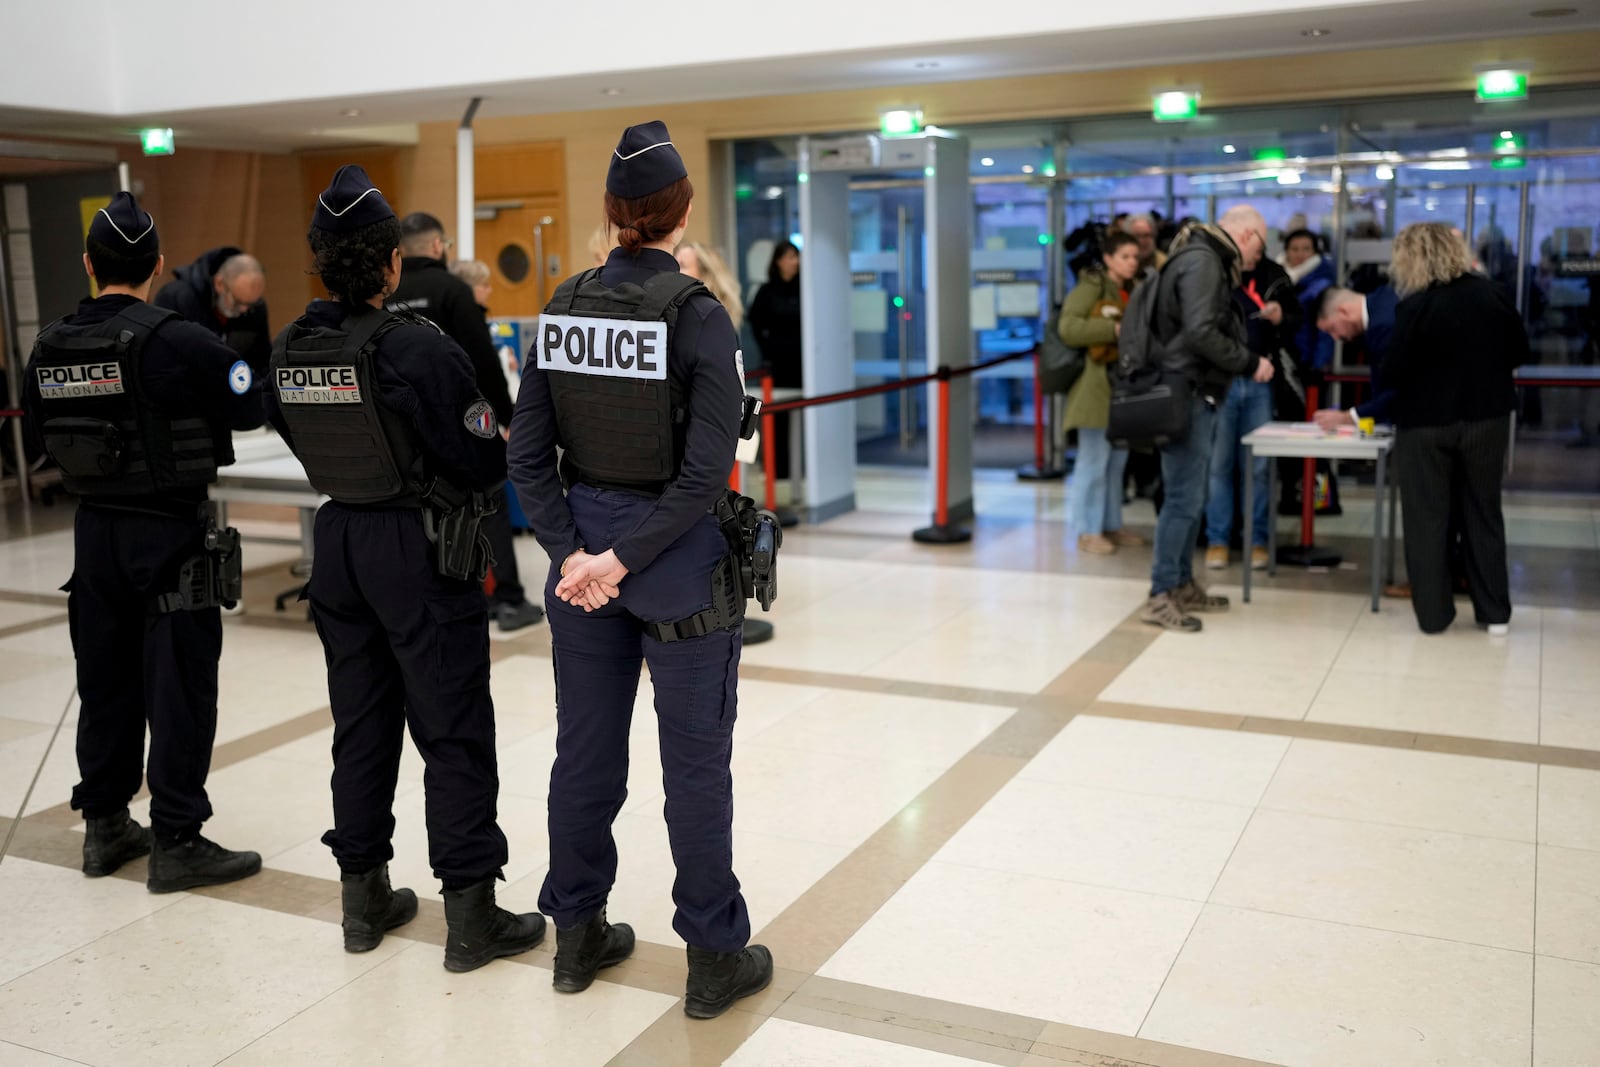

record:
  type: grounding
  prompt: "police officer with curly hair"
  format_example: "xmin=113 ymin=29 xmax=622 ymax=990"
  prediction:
xmin=509 ymin=121 xmax=773 ymax=1018
xmin=267 ymin=166 xmax=542 ymax=970
xmin=23 ymin=192 xmax=265 ymax=892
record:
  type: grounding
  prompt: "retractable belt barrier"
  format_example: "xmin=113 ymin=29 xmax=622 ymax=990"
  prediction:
xmin=744 ymin=350 xmax=1032 ymax=544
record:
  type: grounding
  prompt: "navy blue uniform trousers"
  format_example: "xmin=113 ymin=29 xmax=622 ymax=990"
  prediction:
xmin=67 ymin=505 xmax=219 ymax=839
xmin=539 ymin=485 xmax=750 ymax=953
xmin=307 ymin=504 xmax=509 ymax=887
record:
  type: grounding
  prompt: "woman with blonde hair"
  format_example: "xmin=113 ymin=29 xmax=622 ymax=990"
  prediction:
xmin=1385 ymin=221 xmax=1528 ymax=634
xmin=675 ymin=242 xmax=744 ymax=329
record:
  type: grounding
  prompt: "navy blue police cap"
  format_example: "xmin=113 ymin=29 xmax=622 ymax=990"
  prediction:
xmin=312 ymin=164 xmax=396 ymax=232
xmin=606 ymin=121 xmax=688 ymax=199
xmin=88 ymin=192 xmax=159 ymax=255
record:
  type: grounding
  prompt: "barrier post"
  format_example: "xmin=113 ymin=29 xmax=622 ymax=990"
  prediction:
xmin=912 ymin=368 xmax=973 ymax=544
xmin=1276 ymin=382 xmax=1342 ymax=568
xmin=760 ymin=374 xmax=778 ymax=513
xmin=1017 ymin=348 xmax=1068 ymax=481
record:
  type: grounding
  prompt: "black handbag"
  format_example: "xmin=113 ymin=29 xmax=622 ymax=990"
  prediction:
xmin=1107 ymin=366 xmax=1193 ymax=448
xmin=1038 ymin=303 xmax=1086 ymax=395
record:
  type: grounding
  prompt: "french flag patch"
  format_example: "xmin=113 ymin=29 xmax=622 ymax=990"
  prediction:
xmin=464 ymin=400 xmax=498 ymax=439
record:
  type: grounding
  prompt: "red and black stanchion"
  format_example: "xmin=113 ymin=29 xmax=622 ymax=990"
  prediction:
xmin=758 ymin=373 xmax=799 ymax=528
xmin=1277 ymin=383 xmax=1341 ymax=568
xmin=912 ymin=367 xmax=973 ymax=545
xmin=1017 ymin=349 xmax=1068 ymax=481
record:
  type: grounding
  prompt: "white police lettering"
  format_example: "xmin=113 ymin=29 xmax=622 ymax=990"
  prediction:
xmin=275 ymin=365 xmax=363 ymax=404
xmin=536 ymin=314 xmax=668 ymax=381
xmin=36 ymin=361 xmax=125 ymax=398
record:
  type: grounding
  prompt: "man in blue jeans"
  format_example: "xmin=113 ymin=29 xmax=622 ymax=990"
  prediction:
xmin=1207 ymin=256 xmax=1301 ymax=571
xmin=1141 ymin=207 xmax=1276 ymax=633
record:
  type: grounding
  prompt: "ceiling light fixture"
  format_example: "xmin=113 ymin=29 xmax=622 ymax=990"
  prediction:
xmin=1300 ymin=28 xmax=1331 ymax=37
xmin=600 ymin=87 xmax=623 ymax=96
xmin=914 ymin=61 xmax=941 ymax=69
xmin=981 ymin=157 xmax=995 ymax=167
xmin=1222 ymin=144 xmax=1237 ymax=154
xmin=1021 ymin=164 xmax=1035 ymax=174
xmin=340 ymin=108 xmax=362 ymax=117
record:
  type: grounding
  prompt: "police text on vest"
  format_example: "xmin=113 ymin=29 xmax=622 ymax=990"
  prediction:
xmin=37 ymin=362 xmax=125 ymax=398
xmin=276 ymin=365 xmax=364 ymax=404
xmin=536 ymin=315 xmax=668 ymax=380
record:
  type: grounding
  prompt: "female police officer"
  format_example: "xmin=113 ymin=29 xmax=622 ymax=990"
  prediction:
xmin=268 ymin=165 xmax=542 ymax=970
xmin=507 ymin=121 xmax=772 ymax=1017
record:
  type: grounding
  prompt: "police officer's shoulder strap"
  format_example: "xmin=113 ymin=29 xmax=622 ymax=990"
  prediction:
xmin=339 ymin=305 xmax=401 ymax=360
xmin=546 ymin=269 xmax=602 ymax=316
xmin=639 ymin=274 xmax=710 ymax=327
xmin=113 ymin=301 xmax=179 ymax=334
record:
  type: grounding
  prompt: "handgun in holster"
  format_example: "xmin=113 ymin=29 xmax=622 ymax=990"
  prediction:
xmin=153 ymin=503 xmax=242 ymax=613
xmin=714 ymin=491 xmax=783 ymax=612
xmin=422 ymin=480 xmax=500 ymax=583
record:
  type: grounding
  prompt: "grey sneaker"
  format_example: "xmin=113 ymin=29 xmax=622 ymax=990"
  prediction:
xmin=1175 ymin=580 xmax=1230 ymax=614
xmin=1141 ymin=592 xmax=1202 ymax=633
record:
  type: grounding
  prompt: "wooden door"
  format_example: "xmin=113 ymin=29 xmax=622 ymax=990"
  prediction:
xmin=476 ymin=202 xmax=564 ymax=317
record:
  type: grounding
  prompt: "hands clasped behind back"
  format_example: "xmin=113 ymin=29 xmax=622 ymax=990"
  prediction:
xmin=556 ymin=549 xmax=630 ymax=611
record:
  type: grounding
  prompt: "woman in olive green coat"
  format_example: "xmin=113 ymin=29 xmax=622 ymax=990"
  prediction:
xmin=1059 ymin=231 xmax=1145 ymax=555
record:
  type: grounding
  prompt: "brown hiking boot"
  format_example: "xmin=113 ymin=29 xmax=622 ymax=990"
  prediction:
xmin=1175 ymin=579 xmax=1230 ymax=614
xmin=1141 ymin=592 xmax=1201 ymax=633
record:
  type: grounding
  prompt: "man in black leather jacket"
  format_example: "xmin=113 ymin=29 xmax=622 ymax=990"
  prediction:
xmin=1141 ymin=208 xmax=1274 ymax=633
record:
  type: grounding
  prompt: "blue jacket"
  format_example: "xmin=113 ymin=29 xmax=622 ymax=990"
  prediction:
xmin=1355 ymin=285 xmax=1398 ymax=422
xmin=1291 ymin=257 xmax=1335 ymax=371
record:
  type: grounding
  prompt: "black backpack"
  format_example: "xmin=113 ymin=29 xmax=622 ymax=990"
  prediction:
xmin=1037 ymin=301 xmax=1087 ymax=396
xmin=1107 ymin=248 xmax=1204 ymax=448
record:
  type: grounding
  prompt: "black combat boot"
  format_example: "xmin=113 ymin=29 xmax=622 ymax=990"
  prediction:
xmin=552 ymin=908 xmax=635 ymax=993
xmin=82 ymin=810 xmax=151 ymax=878
xmin=684 ymin=944 xmax=774 ymax=1019
xmin=441 ymin=877 xmax=545 ymax=973
xmin=341 ymin=865 xmax=418 ymax=953
xmin=147 ymin=834 xmax=262 ymax=893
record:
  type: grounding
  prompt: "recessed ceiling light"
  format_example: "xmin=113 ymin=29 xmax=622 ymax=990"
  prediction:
xmin=980 ymin=157 xmax=995 ymax=167
xmin=914 ymin=61 xmax=941 ymax=69
xmin=1530 ymin=6 xmax=1578 ymax=16
xmin=600 ymin=87 xmax=623 ymax=96
xmin=1223 ymin=144 xmax=1237 ymax=153
xmin=1300 ymin=27 xmax=1331 ymax=37
xmin=340 ymin=108 xmax=362 ymax=117
xmin=1021 ymin=164 xmax=1035 ymax=174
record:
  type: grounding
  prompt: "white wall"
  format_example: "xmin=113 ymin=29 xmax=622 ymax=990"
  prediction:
xmin=0 ymin=0 xmax=1396 ymax=115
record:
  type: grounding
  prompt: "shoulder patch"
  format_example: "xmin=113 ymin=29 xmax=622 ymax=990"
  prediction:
xmin=464 ymin=399 xmax=498 ymax=439
xmin=227 ymin=360 xmax=253 ymax=395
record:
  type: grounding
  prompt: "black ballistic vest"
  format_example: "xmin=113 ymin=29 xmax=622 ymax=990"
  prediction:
xmin=270 ymin=307 xmax=426 ymax=506
xmin=31 ymin=302 xmax=226 ymax=497
xmin=538 ymin=269 xmax=703 ymax=491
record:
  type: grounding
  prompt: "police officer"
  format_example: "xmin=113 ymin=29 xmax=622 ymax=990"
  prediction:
xmin=23 ymin=192 xmax=264 ymax=892
xmin=266 ymin=166 xmax=542 ymax=969
xmin=154 ymin=246 xmax=271 ymax=377
xmin=508 ymin=121 xmax=773 ymax=1017
xmin=387 ymin=212 xmax=543 ymax=633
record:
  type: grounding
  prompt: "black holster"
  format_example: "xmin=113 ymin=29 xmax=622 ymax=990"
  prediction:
xmin=714 ymin=491 xmax=782 ymax=611
xmin=152 ymin=503 xmax=241 ymax=614
xmin=422 ymin=481 xmax=499 ymax=582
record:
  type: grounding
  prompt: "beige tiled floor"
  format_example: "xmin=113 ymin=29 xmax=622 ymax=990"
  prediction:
xmin=2 ymin=482 xmax=1599 ymax=1067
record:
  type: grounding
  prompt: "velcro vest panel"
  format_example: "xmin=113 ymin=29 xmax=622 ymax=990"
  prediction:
xmin=537 ymin=269 xmax=704 ymax=489
xmin=31 ymin=303 xmax=220 ymax=497
xmin=270 ymin=307 xmax=424 ymax=505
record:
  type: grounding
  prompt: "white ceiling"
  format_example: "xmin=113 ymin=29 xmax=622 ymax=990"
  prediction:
xmin=0 ymin=0 xmax=1594 ymax=152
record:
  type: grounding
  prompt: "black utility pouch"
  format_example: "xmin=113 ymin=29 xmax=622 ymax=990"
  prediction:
xmin=43 ymin=418 xmax=125 ymax=477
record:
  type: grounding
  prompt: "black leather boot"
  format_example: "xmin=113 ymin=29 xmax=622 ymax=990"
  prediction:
xmin=341 ymin=865 xmax=418 ymax=953
xmin=552 ymin=908 xmax=635 ymax=993
xmin=684 ymin=944 xmax=774 ymax=1019
xmin=147 ymin=834 xmax=262 ymax=894
xmin=82 ymin=810 xmax=151 ymax=878
xmin=441 ymin=877 xmax=545 ymax=973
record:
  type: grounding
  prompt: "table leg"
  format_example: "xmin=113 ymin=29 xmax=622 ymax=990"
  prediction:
xmin=1243 ymin=443 xmax=1254 ymax=605
xmin=1371 ymin=452 xmax=1385 ymax=613
xmin=1386 ymin=468 xmax=1398 ymax=586
xmin=1266 ymin=451 xmax=1278 ymax=577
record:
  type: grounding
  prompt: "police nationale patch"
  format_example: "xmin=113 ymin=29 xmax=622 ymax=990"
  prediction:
xmin=228 ymin=360 xmax=253 ymax=396
xmin=276 ymin=365 xmax=362 ymax=404
xmin=37 ymin=361 xmax=124 ymax=399
xmin=464 ymin=400 xmax=497 ymax=439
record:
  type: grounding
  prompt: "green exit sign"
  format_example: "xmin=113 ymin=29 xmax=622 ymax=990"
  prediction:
xmin=879 ymin=108 xmax=924 ymax=138
xmin=1476 ymin=69 xmax=1529 ymax=103
xmin=1152 ymin=90 xmax=1200 ymax=123
xmin=140 ymin=128 xmax=175 ymax=156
